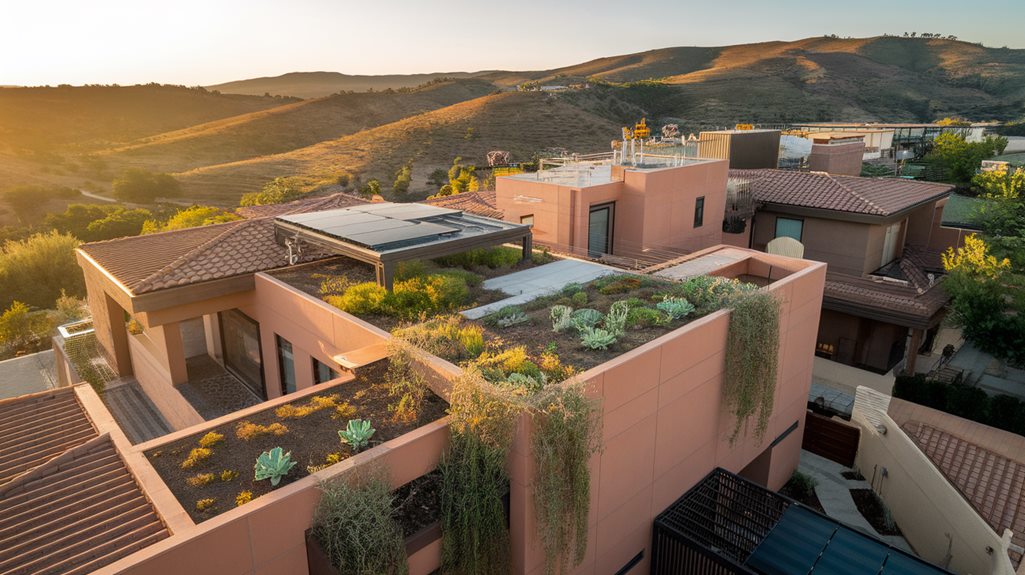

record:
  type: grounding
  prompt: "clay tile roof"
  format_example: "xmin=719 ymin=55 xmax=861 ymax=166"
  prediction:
xmin=729 ymin=169 xmax=952 ymax=216
xmin=0 ymin=389 xmax=170 ymax=574
xmin=0 ymin=388 xmax=97 ymax=486
xmin=903 ymin=422 xmax=1025 ymax=568
xmin=425 ymin=191 xmax=503 ymax=219
xmin=823 ymin=247 xmax=949 ymax=326
xmin=80 ymin=193 xmax=368 ymax=295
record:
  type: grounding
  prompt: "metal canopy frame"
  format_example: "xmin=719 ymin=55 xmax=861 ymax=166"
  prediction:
xmin=273 ymin=204 xmax=532 ymax=290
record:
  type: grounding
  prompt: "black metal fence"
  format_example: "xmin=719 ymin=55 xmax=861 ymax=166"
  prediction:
xmin=651 ymin=469 xmax=790 ymax=575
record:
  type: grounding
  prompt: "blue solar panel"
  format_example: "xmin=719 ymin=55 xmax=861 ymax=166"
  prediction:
xmin=746 ymin=506 xmax=949 ymax=575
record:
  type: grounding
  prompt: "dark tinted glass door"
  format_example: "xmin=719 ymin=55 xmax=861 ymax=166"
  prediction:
xmin=588 ymin=203 xmax=614 ymax=257
xmin=219 ymin=309 xmax=265 ymax=399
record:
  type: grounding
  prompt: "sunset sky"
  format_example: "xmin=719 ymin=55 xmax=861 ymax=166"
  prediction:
xmin=6 ymin=0 xmax=1024 ymax=86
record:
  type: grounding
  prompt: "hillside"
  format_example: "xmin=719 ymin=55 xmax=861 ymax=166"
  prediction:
xmin=96 ymin=79 xmax=497 ymax=174
xmin=207 ymin=71 xmax=484 ymax=99
xmin=173 ymin=91 xmax=620 ymax=203
xmin=0 ymin=84 xmax=292 ymax=154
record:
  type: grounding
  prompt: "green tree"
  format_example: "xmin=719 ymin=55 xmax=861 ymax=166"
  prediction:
xmin=942 ymin=235 xmax=1025 ymax=364
xmin=45 ymin=204 xmax=114 ymax=238
xmin=2 ymin=185 xmax=79 ymax=225
xmin=239 ymin=177 xmax=305 ymax=207
xmin=925 ymin=133 xmax=1006 ymax=183
xmin=427 ymin=168 xmax=449 ymax=188
xmin=143 ymin=205 xmax=241 ymax=234
xmin=973 ymin=167 xmax=1025 ymax=264
xmin=112 ymin=169 xmax=181 ymax=203
xmin=392 ymin=165 xmax=412 ymax=196
xmin=0 ymin=231 xmax=84 ymax=310
xmin=360 ymin=179 xmax=382 ymax=198
xmin=0 ymin=301 xmax=36 ymax=351
xmin=85 ymin=207 xmax=152 ymax=240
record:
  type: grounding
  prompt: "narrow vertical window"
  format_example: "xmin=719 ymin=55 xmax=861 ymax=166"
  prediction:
xmin=276 ymin=335 xmax=295 ymax=395
xmin=694 ymin=196 xmax=705 ymax=228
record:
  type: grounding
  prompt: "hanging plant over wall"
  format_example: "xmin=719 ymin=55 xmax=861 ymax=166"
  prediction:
xmin=723 ymin=291 xmax=781 ymax=444
xmin=530 ymin=382 xmax=601 ymax=575
xmin=439 ymin=368 xmax=525 ymax=575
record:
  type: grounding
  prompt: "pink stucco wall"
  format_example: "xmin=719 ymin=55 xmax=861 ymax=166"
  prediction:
xmin=496 ymin=160 xmax=728 ymax=258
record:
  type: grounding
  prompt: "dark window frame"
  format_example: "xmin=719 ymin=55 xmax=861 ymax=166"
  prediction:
xmin=218 ymin=309 xmax=266 ymax=400
xmin=694 ymin=196 xmax=706 ymax=228
xmin=774 ymin=216 xmax=804 ymax=242
xmin=520 ymin=214 xmax=534 ymax=227
xmin=312 ymin=357 xmax=339 ymax=385
xmin=276 ymin=334 xmax=296 ymax=396
xmin=588 ymin=201 xmax=616 ymax=256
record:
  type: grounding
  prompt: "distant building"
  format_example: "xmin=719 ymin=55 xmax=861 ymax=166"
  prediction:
xmin=698 ymin=128 xmax=781 ymax=169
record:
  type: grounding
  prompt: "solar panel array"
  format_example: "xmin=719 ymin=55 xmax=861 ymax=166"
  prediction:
xmin=276 ymin=203 xmax=465 ymax=250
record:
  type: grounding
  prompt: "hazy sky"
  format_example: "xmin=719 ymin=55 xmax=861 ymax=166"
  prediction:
xmin=5 ymin=0 xmax=1023 ymax=86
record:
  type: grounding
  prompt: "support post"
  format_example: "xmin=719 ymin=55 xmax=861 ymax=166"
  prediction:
xmin=521 ymin=234 xmax=532 ymax=262
xmin=377 ymin=262 xmax=395 ymax=292
xmin=905 ymin=327 xmax=924 ymax=376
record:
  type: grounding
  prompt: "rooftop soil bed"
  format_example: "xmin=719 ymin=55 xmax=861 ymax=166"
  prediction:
xmin=471 ymin=274 xmax=749 ymax=373
xmin=144 ymin=360 xmax=448 ymax=523
xmin=392 ymin=470 xmax=441 ymax=538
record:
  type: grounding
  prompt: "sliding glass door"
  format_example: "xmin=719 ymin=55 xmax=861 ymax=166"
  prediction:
xmin=219 ymin=309 xmax=265 ymax=399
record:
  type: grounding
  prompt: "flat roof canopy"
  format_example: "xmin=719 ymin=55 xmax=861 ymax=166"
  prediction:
xmin=274 ymin=202 xmax=531 ymax=289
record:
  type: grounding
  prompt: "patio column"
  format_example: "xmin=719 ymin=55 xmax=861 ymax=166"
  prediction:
xmin=376 ymin=262 xmax=395 ymax=291
xmin=153 ymin=321 xmax=189 ymax=385
xmin=521 ymin=233 xmax=533 ymax=262
xmin=904 ymin=327 xmax=923 ymax=375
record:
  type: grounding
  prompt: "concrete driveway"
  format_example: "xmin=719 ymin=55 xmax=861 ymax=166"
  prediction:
xmin=0 ymin=350 xmax=58 ymax=400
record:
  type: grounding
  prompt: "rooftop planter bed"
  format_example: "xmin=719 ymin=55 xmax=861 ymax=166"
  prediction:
xmin=144 ymin=358 xmax=448 ymax=523
xmin=270 ymin=246 xmax=556 ymax=332
xmin=397 ymin=273 xmax=761 ymax=377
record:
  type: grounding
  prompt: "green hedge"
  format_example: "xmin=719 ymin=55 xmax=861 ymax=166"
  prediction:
xmin=893 ymin=374 xmax=1025 ymax=436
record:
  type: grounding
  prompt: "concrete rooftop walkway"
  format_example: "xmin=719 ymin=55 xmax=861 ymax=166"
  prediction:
xmin=462 ymin=259 xmax=620 ymax=319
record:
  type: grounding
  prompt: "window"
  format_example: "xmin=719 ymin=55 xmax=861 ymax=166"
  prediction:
xmin=520 ymin=214 xmax=534 ymax=227
xmin=219 ymin=309 xmax=265 ymax=399
xmin=775 ymin=217 xmax=804 ymax=241
xmin=313 ymin=358 xmax=339 ymax=384
xmin=815 ymin=342 xmax=835 ymax=359
xmin=276 ymin=335 xmax=296 ymax=395
xmin=693 ymin=196 xmax=705 ymax=228
xmin=587 ymin=202 xmax=615 ymax=257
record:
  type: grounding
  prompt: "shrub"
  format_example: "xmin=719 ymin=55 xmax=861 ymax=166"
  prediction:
xmin=579 ymin=327 xmax=617 ymax=350
xmin=786 ymin=470 xmax=818 ymax=500
xmin=186 ymin=473 xmax=216 ymax=486
xmin=386 ymin=340 xmax=430 ymax=424
xmin=180 ymin=447 xmax=212 ymax=469
xmin=674 ymin=275 xmax=755 ymax=314
xmin=569 ymin=308 xmax=603 ymax=331
xmin=312 ymin=470 xmax=408 ymax=575
xmin=395 ymin=259 xmax=431 ymax=281
xmin=198 ymin=431 xmax=224 ymax=448
xmin=330 ymin=282 xmax=388 ymax=316
xmin=319 ymin=275 xmax=354 ymax=296
xmin=550 ymin=305 xmax=573 ymax=332
xmin=490 ymin=305 xmax=529 ymax=328
xmin=254 ymin=447 xmax=297 ymax=486
xmin=220 ymin=469 xmax=239 ymax=482
xmin=656 ymin=296 xmax=696 ymax=320
xmin=597 ymin=276 xmax=642 ymax=295
xmin=393 ymin=315 xmax=484 ymax=361
xmin=113 ymin=168 xmax=181 ymax=203
xmin=195 ymin=498 xmax=216 ymax=512
xmin=531 ymin=383 xmax=601 ymax=574
xmin=625 ymin=306 xmax=665 ymax=328
xmin=275 ymin=394 xmax=340 ymax=419
xmin=723 ymin=292 xmax=781 ymax=443
xmin=235 ymin=491 xmax=253 ymax=507
xmin=434 ymin=246 xmax=522 ymax=269
xmin=0 ymin=231 xmax=84 ymax=310
xmin=235 ymin=421 xmax=288 ymax=441
xmin=239 ymin=176 xmax=305 ymax=207
xmin=474 ymin=346 xmax=541 ymax=381
xmin=604 ymin=300 xmax=629 ymax=337
xmin=570 ymin=291 xmax=588 ymax=306
xmin=339 ymin=419 xmax=376 ymax=452
xmin=561 ymin=283 xmax=583 ymax=296
xmin=335 ymin=402 xmax=358 ymax=419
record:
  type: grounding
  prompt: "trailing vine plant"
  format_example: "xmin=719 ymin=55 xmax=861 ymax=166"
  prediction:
xmin=723 ymin=290 xmax=781 ymax=444
xmin=439 ymin=367 xmax=524 ymax=575
xmin=530 ymin=382 xmax=601 ymax=575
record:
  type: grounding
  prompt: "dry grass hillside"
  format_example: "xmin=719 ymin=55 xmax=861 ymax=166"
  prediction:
xmin=207 ymin=71 xmax=482 ymax=99
xmin=174 ymin=91 xmax=619 ymax=203
xmin=96 ymin=80 xmax=497 ymax=174
xmin=0 ymin=84 xmax=290 ymax=154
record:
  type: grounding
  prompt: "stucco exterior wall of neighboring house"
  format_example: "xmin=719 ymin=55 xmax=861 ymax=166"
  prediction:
xmin=495 ymin=160 xmax=728 ymax=259
xmin=817 ymin=308 xmax=909 ymax=373
xmin=752 ymin=210 xmax=875 ymax=275
xmin=66 ymin=247 xmax=825 ymax=575
xmin=852 ymin=390 xmax=1018 ymax=575
xmin=808 ymin=141 xmax=866 ymax=176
